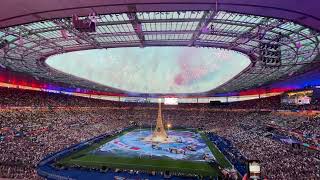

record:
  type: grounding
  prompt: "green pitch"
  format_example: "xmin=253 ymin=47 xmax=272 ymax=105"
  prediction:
xmin=56 ymin=129 xmax=232 ymax=177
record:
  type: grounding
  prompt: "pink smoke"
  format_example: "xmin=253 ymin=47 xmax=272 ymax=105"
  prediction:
xmin=174 ymin=66 xmax=209 ymax=85
xmin=173 ymin=50 xmax=217 ymax=86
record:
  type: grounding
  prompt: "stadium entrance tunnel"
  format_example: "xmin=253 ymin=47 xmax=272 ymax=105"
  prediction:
xmin=46 ymin=47 xmax=251 ymax=94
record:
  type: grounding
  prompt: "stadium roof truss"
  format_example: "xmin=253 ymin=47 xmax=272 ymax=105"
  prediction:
xmin=0 ymin=9 xmax=320 ymax=94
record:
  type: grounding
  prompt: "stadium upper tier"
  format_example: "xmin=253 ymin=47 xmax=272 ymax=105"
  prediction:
xmin=0 ymin=0 xmax=320 ymax=95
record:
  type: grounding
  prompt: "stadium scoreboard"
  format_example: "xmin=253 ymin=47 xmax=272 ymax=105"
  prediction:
xmin=281 ymin=90 xmax=313 ymax=105
xmin=164 ymin=98 xmax=178 ymax=105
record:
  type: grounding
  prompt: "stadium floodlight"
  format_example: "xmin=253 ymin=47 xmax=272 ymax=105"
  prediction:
xmin=72 ymin=14 xmax=96 ymax=32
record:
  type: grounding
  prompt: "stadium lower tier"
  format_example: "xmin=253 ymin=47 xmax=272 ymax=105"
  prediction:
xmin=3 ymin=86 xmax=320 ymax=111
xmin=0 ymin=107 xmax=319 ymax=179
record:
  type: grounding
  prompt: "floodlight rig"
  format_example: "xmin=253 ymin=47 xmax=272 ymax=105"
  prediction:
xmin=53 ymin=18 xmax=100 ymax=48
xmin=127 ymin=5 xmax=145 ymax=47
xmin=72 ymin=13 xmax=97 ymax=33
xmin=188 ymin=0 xmax=219 ymax=47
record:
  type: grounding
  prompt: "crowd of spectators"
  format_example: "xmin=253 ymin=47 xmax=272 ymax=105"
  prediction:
xmin=0 ymin=87 xmax=117 ymax=107
xmin=204 ymin=112 xmax=320 ymax=180
xmin=0 ymin=88 xmax=319 ymax=179
xmin=0 ymin=108 xmax=129 ymax=179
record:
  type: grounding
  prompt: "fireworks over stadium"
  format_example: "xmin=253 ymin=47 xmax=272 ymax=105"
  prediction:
xmin=0 ymin=1 xmax=320 ymax=180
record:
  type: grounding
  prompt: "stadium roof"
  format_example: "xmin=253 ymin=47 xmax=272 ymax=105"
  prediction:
xmin=0 ymin=0 xmax=320 ymax=96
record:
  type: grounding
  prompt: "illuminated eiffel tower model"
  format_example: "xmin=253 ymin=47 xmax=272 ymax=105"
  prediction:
xmin=151 ymin=101 xmax=168 ymax=142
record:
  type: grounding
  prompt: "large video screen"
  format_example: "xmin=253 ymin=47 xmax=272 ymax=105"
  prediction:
xmin=281 ymin=90 xmax=313 ymax=105
xmin=164 ymin=98 xmax=178 ymax=105
xmin=248 ymin=160 xmax=261 ymax=180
